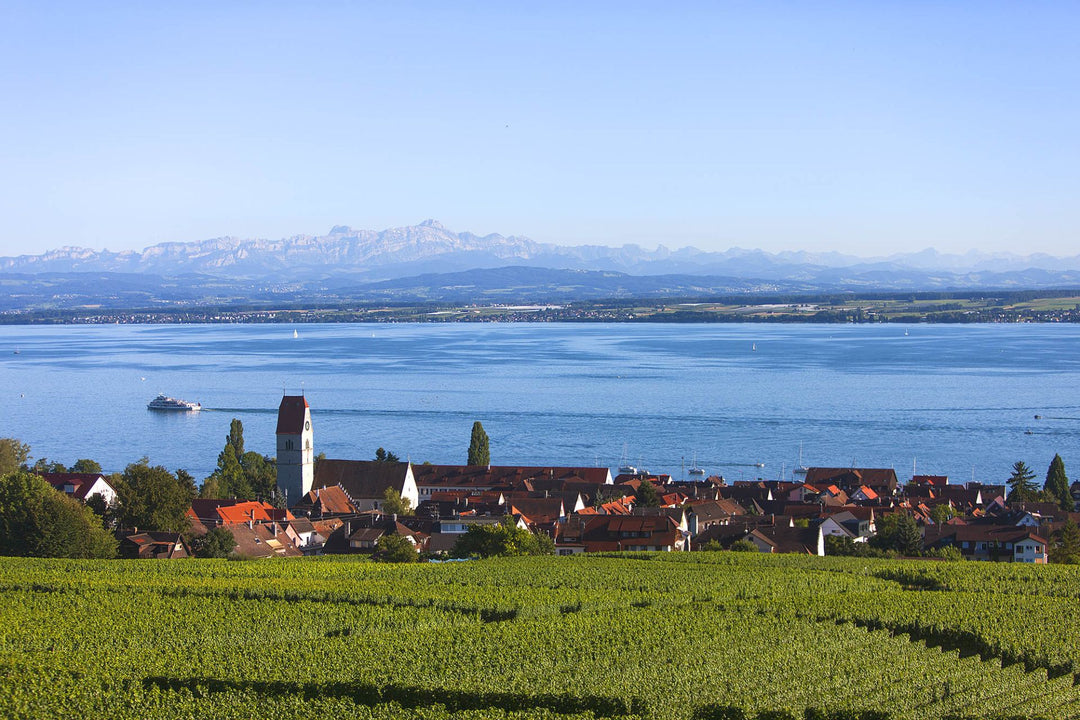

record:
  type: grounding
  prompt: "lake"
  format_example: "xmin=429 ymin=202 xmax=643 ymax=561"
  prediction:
xmin=1 ymin=322 xmax=1078 ymax=485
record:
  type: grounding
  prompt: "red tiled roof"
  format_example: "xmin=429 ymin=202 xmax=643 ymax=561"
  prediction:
xmin=856 ymin=485 xmax=879 ymax=501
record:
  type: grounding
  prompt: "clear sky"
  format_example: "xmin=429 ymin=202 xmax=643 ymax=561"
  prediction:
xmin=1 ymin=1 xmax=1077 ymax=257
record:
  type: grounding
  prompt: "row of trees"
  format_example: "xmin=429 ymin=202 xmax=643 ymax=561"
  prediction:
xmin=1006 ymin=456 xmax=1072 ymax=510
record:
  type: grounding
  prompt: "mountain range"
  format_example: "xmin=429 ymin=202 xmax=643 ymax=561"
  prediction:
xmin=2 ymin=220 xmax=1079 ymax=309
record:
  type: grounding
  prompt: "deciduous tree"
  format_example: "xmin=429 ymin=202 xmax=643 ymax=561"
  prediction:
xmin=201 ymin=420 xmax=276 ymax=501
xmin=375 ymin=532 xmax=418 ymax=563
xmin=0 ymin=471 xmax=116 ymax=558
xmin=450 ymin=519 xmax=553 ymax=558
xmin=871 ymin=513 xmax=923 ymax=555
xmin=194 ymin=527 xmax=237 ymax=558
xmin=0 ymin=438 xmax=30 ymax=476
xmin=115 ymin=459 xmax=195 ymax=533
xmin=380 ymin=486 xmax=412 ymax=516
xmin=70 ymin=459 xmax=103 ymax=474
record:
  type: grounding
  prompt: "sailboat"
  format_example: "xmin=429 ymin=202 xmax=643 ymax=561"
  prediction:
xmin=293 ymin=329 xmax=299 ymax=339
xmin=688 ymin=453 xmax=705 ymax=476
xmin=793 ymin=442 xmax=808 ymax=475
xmin=617 ymin=444 xmax=637 ymax=475
xmin=752 ymin=343 xmax=757 ymax=351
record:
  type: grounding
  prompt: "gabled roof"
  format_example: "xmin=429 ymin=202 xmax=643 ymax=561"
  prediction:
xmin=229 ymin=523 xmax=301 ymax=558
xmin=805 ymin=467 xmax=898 ymax=489
xmin=312 ymin=460 xmax=412 ymax=501
xmin=413 ymin=465 xmax=610 ymax=489
xmin=39 ymin=472 xmax=114 ymax=501
xmin=276 ymin=395 xmax=309 ymax=435
xmin=507 ymin=497 xmax=565 ymax=525
xmin=298 ymin=485 xmax=357 ymax=515
xmin=912 ymin=475 xmax=949 ymax=487
xmin=854 ymin=485 xmax=879 ymax=501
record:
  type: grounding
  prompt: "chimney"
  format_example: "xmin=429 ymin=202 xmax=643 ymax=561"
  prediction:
xmin=344 ymin=520 xmax=351 ymax=537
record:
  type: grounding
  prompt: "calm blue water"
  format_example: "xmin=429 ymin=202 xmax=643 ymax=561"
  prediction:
xmin=1 ymin=323 xmax=1078 ymax=485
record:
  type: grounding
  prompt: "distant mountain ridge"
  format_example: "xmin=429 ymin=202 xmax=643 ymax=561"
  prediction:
xmin=5 ymin=219 xmax=1080 ymax=281
xmin=3 ymin=221 xmax=1080 ymax=310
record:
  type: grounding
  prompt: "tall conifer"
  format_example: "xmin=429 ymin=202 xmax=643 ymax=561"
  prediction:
xmin=468 ymin=422 xmax=490 ymax=466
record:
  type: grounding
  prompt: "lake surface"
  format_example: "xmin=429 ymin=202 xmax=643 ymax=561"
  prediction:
xmin=1 ymin=323 xmax=1078 ymax=486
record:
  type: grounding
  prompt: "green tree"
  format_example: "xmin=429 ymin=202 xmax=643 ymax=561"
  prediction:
xmin=225 ymin=418 xmax=245 ymax=459
xmin=380 ymin=486 xmax=413 ymax=516
xmin=872 ymin=513 xmax=923 ymax=555
xmin=241 ymin=451 xmax=277 ymax=502
xmin=467 ymin=421 xmax=490 ymax=466
xmin=451 ymin=519 xmax=554 ymax=558
xmin=0 ymin=439 xmax=30 ymax=476
xmin=1050 ymin=518 xmax=1080 ymax=564
xmin=194 ymin=527 xmax=236 ymax=558
xmin=633 ymin=480 xmax=661 ymax=508
xmin=201 ymin=420 xmax=276 ymax=501
xmin=730 ymin=538 xmax=758 ymax=552
xmin=1007 ymin=461 xmax=1039 ymax=503
xmin=929 ymin=503 xmax=955 ymax=525
xmin=70 ymin=459 xmax=103 ymax=474
xmin=375 ymin=532 xmax=418 ymax=563
xmin=1045 ymin=454 xmax=1072 ymax=511
xmin=31 ymin=458 xmax=66 ymax=473
xmin=115 ymin=460 xmax=195 ymax=533
xmin=374 ymin=447 xmax=401 ymax=463
xmin=0 ymin=471 xmax=117 ymax=558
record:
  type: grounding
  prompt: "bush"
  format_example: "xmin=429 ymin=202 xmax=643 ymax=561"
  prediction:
xmin=375 ymin=533 xmax=419 ymax=563
xmin=194 ymin=527 xmax=236 ymax=558
xmin=451 ymin=520 xmax=554 ymax=558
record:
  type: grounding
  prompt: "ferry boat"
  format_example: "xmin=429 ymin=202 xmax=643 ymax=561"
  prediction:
xmin=147 ymin=394 xmax=202 ymax=412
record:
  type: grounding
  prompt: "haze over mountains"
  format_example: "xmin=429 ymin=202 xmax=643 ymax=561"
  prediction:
xmin=2 ymin=220 xmax=1079 ymax=310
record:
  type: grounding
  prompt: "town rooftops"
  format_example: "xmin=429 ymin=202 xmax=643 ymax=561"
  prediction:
xmin=804 ymin=467 xmax=898 ymax=491
xmin=276 ymin=395 xmax=309 ymax=435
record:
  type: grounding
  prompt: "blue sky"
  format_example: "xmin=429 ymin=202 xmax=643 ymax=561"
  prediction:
xmin=1 ymin=1 xmax=1077 ymax=257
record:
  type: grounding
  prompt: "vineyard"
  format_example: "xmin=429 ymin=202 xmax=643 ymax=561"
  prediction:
xmin=2 ymin=553 xmax=1080 ymax=719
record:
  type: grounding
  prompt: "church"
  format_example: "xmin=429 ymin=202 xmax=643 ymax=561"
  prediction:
xmin=275 ymin=394 xmax=419 ymax=511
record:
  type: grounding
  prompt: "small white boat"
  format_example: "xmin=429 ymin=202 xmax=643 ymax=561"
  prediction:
xmin=793 ymin=442 xmax=808 ymax=475
xmin=293 ymin=329 xmax=299 ymax=339
xmin=688 ymin=452 xmax=705 ymax=476
xmin=147 ymin=394 xmax=201 ymax=412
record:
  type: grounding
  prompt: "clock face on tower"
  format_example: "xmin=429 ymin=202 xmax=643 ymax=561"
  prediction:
xmin=305 ymin=421 xmax=310 ymax=430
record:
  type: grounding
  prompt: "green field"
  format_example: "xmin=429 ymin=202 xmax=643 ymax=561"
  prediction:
xmin=3 ymin=553 xmax=1080 ymax=719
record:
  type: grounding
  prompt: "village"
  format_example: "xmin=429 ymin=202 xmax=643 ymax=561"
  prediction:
xmin=29 ymin=394 xmax=1076 ymax=564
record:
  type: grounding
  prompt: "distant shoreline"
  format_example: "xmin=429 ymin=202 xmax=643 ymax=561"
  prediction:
xmin=2 ymin=289 xmax=1079 ymax=326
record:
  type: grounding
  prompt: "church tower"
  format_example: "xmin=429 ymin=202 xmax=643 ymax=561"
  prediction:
xmin=276 ymin=394 xmax=313 ymax=505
